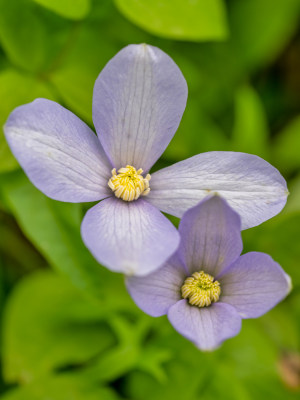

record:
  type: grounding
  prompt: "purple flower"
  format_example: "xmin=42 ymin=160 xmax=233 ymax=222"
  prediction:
xmin=127 ymin=196 xmax=291 ymax=350
xmin=4 ymin=44 xmax=288 ymax=276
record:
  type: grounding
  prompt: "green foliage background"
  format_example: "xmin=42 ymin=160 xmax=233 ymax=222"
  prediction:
xmin=0 ymin=0 xmax=300 ymax=398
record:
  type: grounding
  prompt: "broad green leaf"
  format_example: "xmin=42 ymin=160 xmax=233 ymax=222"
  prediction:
xmin=0 ymin=259 xmax=4 ymax=314
xmin=229 ymin=0 xmax=300 ymax=70
xmin=84 ymin=314 xmax=171 ymax=381
xmin=0 ymin=171 xmax=134 ymax=306
xmin=114 ymin=0 xmax=228 ymax=41
xmin=0 ymin=0 xmax=46 ymax=71
xmin=282 ymin=174 xmax=300 ymax=215
xmin=32 ymin=0 xmax=91 ymax=20
xmin=50 ymin=25 xmax=119 ymax=123
xmin=2 ymin=270 xmax=115 ymax=383
xmin=272 ymin=116 xmax=300 ymax=174
xmin=1 ymin=373 xmax=120 ymax=400
xmin=242 ymin=212 xmax=300 ymax=288
xmin=0 ymin=215 xmax=46 ymax=273
xmin=232 ymin=85 xmax=269 ymax=158
xmin=0 ymin=68 xmax=56 ymax=173
xmin=164 ymin=104 xmax=230 ymax=163
xmin=261 ymin=307 xmax=299 ymax=351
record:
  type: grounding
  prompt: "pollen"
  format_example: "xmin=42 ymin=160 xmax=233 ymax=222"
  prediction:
xmin=108 ymin=165 xmax=151 ymax=202
xmin=181 ymin=271 xmax=221 ymax=308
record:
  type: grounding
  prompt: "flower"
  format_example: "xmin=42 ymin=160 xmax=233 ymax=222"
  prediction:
xmin=127 ymin=196 xmax=291 ymax=350
xmin=4 ymin=44 xmax=288 ymax=276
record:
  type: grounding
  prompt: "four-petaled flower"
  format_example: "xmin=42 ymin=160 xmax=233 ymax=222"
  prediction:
xmin=4 ymin=44 xmax=288 ymax=276
xmin=127 ymin=196 xmax=291 ymax=350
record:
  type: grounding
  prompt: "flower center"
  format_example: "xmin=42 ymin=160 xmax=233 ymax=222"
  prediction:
xmin=108 ymin=165 xmax=151 ymax=202
xmin=181 ymin=271 xmax=221 ymax=307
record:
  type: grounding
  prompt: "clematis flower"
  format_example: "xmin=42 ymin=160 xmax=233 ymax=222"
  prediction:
xmin=4 ymin=44 xmax=288 ymax=276
xmin=127 ymin=196 xmax=291 ymax=350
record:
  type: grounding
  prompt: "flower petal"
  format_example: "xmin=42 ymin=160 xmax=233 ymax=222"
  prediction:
xmin=147 ymin=151 xmax=288 ymax=229
xmin=93 ymin=44 xmax=187 ymax=171
xmin=4 ymin=99 xmax=112 ymax=202
xmin=219 ymin=252 xmax=292 ymax=318
xmin=178 ymin=196 xmax=242 ymax=277
xmin=126 ymin=253 xmax=187 ymax=317
xmin=81 ymin=197 xmax=180 ymax=276
xmin=168 ymin=300 xmax=242 ymax=351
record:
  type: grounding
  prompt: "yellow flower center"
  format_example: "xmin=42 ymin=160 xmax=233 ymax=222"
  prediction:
xmin=108 ymin=165 xmax=151 ymax=202
xmin=181 ymin=271 xmax=221 ymax=307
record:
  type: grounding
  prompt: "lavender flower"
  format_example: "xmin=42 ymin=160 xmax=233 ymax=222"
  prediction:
xmin=4 ymin=44 xmax=288 ymax=276
xmin=127 ymin=196 xmax=291 ymax=350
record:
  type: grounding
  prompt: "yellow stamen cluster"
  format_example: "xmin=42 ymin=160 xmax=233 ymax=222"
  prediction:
xmin=181 ymin=271 xmax=221 ymax=307
xmin=108 ymin=165 xmax=151 ymax=202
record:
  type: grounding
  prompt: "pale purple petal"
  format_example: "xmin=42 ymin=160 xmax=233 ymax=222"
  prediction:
xmin=147 ymin=151 xmax=288 ymax=229
xmin=219 ymin=252 xmax=292 ymax=318
xmin=93 ymin=44 xmax=187 ymax=171
xmin=81 ymin=197 xmax=180 ymax=276
xmin=4 ymin=99 xmax=112 ymax=202
xmin=178 ymin=196 xmax=242 ymax=277
xmin=126 ymin=253 xmax=187 ymax=317
xmin=168 ymin=300 xmax=242 ymax=351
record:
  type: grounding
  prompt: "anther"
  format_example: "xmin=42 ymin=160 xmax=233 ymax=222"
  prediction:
xmin=181 ymin=271 xmax=221 ymax=308
xmin=108 ymin=165 xmax=151 ymax=202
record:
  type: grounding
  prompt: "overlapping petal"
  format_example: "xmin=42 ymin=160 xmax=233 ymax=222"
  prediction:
xmin=178 ymin=196 xmax=242 ymax=277
xmin=81 ymin=197 xmax=180 ymax=276
xmin=4 ymin=99 xmax=112 ymax=202
xmin=126 ymin=253 xmax=187 ymax=317
xmin=219 ymin=252 xmax=291 ymax=318
xmin=147 ymin=151 xmax=288 ymax=229
xmin=93 ymin=44 xmax=188 ymax=171
xmin=168 ymin=300 xmax=242 ymax=351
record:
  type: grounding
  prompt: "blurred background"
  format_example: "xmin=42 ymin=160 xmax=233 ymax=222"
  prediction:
xmin=0 ymin=0 xmax=300 ymax=399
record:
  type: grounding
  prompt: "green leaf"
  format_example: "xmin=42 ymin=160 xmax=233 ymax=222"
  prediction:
xmin=1 ymin=373 xmax=120 ymax=400
xmin=114 ymin=0 xmax=228 ymax=41
xmin=0 ymin=171 xmax=134 ymax=306
xmin=242 ymin=212 xmax=300 ymax=288
xmin=32 ymin=0 xmax=91 ymax=20
xmin=0 ymin=69 xmax=56 ymax=173
xmin=2 ymin=270 xmax=115 ymax=383
xmin=50 ymin=25 xmax=119 ymax=123
xmin=164 ymin=104 xmax=230 ymax=163
xmin=272 ymin=115 xmax=300 ymax=174
xmin=232 ymin=85 xmax=269 ymax=158
xmin=282 ymin=174 xmax=300 ymax=215
xmin=0 ymin=0 xmax=47 ymax=71
xmin=229 ymin=0 xmax=300 ymax=70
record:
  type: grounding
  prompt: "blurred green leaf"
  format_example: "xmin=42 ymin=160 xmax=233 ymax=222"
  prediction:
xmin=32 ymin=0 xmax=91 ymax=20
xmin=114 ymin=0 xmax=228 ymax=41
xmin=283 ymin=174 xmax=300 ymax=215
xmin=0 ymin=260 xmax=4 ymax=313
xmin=229 ymin=0 xmax=300 ymax=70
xmin=242 ymin=212 xmax=300 ymax=288
xmin=272 ymin=115 xmax=300 ymax=174
xmin=2 ymin=270 xmax=115 ymax=383
xmin=261 ymin=306 xmax=299 ymax=351
xmin=0 ymin=69 xmax=56 ymax=173
xmin=1 ymin=373 xmax=120 ymax=400
xmin=49 ymin=23 xmax=119 ymax=123
xmin=136 ymin=345 xmax=172 ymax=382
xmin=82 ymin=316 xmax=162 ymax=383
xmin=164 ymin=103 xmax=230 ymax=163
xmin=0 ymin=0 xmax=47 ymax=71
xmin=232 ymin=85 xmax=269 ymax=158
